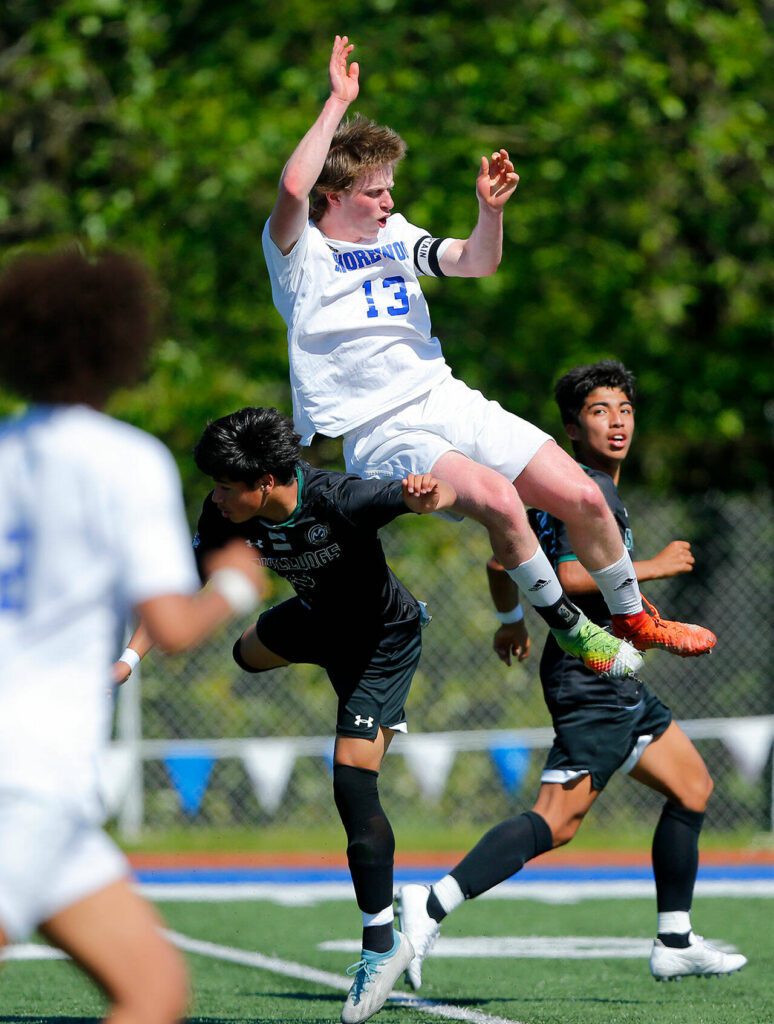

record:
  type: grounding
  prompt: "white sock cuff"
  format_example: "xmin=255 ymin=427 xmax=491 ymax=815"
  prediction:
xmin=589 ymin=550 xmax=642 ymax=615
xmin=363 ymin=905 xmax=394 ymax=928
xmin=657 ymin=910 xmax=691 ymax=935
xmin=506 ymin=546 xmax=563 ymax=608
xmin=432 ymin=875 xmax=465 ymax=915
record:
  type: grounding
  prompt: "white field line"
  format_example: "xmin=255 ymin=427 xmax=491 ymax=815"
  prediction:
xmin=166 ymin=929 xmax=527 ymax=1024
xmin=0 ymin=944 xmax=67 ymax=961
xmin=140 ymin=879 xmax=774 ymax=905
xmin=319 ymin=936 xmax=740 ymax=960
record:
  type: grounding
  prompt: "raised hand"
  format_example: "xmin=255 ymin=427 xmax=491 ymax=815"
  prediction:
xmin=329 ymin=34 xmax=359 ymax=105
xmin=477 ymin=149 xmax=519 ymax=210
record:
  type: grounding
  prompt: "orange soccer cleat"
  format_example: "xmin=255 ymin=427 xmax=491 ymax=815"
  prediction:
xmin=612 ymin=596 xmax=717 ymax=657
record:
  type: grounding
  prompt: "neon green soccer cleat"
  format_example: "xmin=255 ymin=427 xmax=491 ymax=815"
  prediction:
xmin=551 ymin=617 xmax=644 ymax=678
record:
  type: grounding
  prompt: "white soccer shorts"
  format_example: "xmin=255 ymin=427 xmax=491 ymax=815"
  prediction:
xmin=0 ymin=792 xmax=128 ymax=941
xmin=343 ymin=375 xmax=552 ymax=484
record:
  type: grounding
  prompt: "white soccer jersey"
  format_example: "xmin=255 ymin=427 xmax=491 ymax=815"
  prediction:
xmin=0 ymin=405 xmax=199 ymax=817
xmin=262 ymin=214 xmax=454 ymax=443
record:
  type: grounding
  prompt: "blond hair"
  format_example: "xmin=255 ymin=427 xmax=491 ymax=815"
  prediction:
xmin=310 ymin=114 xmax=407 ymax=222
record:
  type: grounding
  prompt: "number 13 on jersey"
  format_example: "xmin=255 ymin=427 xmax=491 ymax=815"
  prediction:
xmin=362 ymin=276 xmax=410 ymax=318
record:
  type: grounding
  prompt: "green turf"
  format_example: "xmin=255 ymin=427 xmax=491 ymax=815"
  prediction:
xmin=114 ymin=822 xmax=771 ymax=856
xmin=1 ymin=896 xmax=769 ymax=1023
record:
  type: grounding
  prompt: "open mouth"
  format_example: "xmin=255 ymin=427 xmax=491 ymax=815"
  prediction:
xmin=608 ymin=434 xmax=627 ymax=450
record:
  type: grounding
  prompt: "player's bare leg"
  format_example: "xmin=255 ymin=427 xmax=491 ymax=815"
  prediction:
xmin=236 ymin=624 xmax=291 ymax=670
xmin=515 ymin=442 xmax=716 ymax=657
xmin=40 ymin=879 xmax=188 ymax=1024
xmin=336 ymin=729 xmax=413 ymax=1023
xmin=431 ymin=450 xmax=642 ymax=677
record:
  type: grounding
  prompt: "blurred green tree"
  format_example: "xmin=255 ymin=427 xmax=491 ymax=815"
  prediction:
xmin=1 ymin=0 xmax=771 ymax=505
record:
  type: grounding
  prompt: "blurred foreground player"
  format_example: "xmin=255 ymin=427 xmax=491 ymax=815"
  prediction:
xmin=116 ymin=406 xmax=456 ymax=1024
xmin=398 ymin=361 xmax=746 ymax=989
xmin=0 ymin=248 xmax=264 ymax=1023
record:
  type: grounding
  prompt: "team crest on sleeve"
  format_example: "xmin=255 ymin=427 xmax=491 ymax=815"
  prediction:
xmin=307 ymin=524 xmax=330 ymax=545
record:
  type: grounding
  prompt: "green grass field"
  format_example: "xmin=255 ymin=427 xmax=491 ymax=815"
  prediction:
xmin=1 ymin=894 xmax=768 ymax=1024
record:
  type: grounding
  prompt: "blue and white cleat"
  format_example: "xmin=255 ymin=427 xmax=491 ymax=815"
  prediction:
xmin=341 ymin=930 xmax=414 ymax=1023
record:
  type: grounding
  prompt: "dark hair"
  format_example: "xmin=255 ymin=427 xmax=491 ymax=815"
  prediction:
xmin=0 ymin=246 xmax=156 ymax=407
xmin=193 ymin=407 xmax=301 ymax=485
xmin=310 ymin=114 xmax=406 ymax=222
xmin=554 ymin=360 xmax=637 ymax=427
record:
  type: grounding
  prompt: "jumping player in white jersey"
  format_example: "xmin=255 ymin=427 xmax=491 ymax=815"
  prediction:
xmin=263 ymin=34 xmax=717 ymax=681
xmin=0 ymin=248 xmax=264 ymax=1024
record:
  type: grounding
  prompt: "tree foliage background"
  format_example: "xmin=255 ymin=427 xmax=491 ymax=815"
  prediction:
xmin=1 ymin=0 xmax=772 ymax=504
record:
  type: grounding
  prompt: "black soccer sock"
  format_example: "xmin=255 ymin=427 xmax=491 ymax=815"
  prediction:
xmin=530 ymin=595 xmax=581 ymax=632
xmin=443 ymin=811 xmax=553 ymax=908
xmin=653 ymin=800 xmax=704 ymax=946
xmin=333 ymin=764 xmax=395 ymax=950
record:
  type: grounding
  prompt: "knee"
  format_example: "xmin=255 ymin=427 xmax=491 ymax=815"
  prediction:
xmin=119 ymin=947 xmax=189 ymax=1024
xmin=678 ymin=769 xmax=714 ymax=814
xmin=480 ymin=478 xmax=527 ymax=532
xmin=570 ymin=479 xmax=609 ymax=523
xmin=550 ymin=819 xmax=580 ymax=848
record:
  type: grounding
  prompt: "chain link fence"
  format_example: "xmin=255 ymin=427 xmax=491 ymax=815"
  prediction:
xmin=112 ymin=491 xmax=772 ymax=838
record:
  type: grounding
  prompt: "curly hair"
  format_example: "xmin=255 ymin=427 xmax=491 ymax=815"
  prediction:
xmin=193 ymin=407 xmax=301 ymax=486
xmin=554 ymin=359 xmax=637 ymax=427
xmin=310 ymin=114 xmax=407 ymax=222
xmin=0 ymin=246 xmax=156 ymax=407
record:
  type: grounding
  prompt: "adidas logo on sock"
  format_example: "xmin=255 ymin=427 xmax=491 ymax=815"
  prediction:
xmin=613 ymin=577 xmax=637 ymax=591
xmin=529 ymin=579 xmax=551 ymax=592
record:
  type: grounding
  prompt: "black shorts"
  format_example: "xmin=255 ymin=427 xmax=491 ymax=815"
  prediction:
xmin=542 ymin=684 xmax=673 ymax=792
xmin=254 ymin=598 xmax=422 ymax=740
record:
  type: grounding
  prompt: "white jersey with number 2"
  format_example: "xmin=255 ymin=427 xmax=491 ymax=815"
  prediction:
xmin=262 ymin=214 xmax=454 ymax=444
xmin=0 ymin=405 xmax=199 ymax=817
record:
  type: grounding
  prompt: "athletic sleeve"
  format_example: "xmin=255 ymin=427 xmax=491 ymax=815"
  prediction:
xmin=325 ymin=475 xmax=412 ymax=532
xmin=261 ymin=218 xmax=312 ymax=322
xmin=115 ymin=438 xmax=200 ymax=604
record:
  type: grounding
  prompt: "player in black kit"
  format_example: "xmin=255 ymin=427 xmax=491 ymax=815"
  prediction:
xmin=397 ymin=361 xmax=747 ymax=991
xmin=116 ymin=406 xmax=456 ymax=1024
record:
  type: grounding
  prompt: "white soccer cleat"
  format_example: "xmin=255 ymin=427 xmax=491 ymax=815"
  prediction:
xmin=395 ymin=883 xmax=441 ymax=991
xmin=341 ymin=930 xmax=414 ymax=1023
xmin=650 ymin=932 xmax=748 ymax=981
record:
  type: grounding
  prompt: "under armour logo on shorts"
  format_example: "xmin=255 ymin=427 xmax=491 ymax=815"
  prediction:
xmin=354 ymin=715 xmax=374 ymax=728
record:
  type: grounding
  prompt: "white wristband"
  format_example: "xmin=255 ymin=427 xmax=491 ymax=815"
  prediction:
xmin=495 ymin=604 xmax=524 ymax=624
xmin=118 ymin=647 xmax=141 ymax=672
xmin=208 ymin=568 xmax=259 ymax=615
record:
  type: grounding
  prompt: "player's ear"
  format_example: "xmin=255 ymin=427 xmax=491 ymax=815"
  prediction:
xmin=564 ymin=422 xmax=580 ymax=442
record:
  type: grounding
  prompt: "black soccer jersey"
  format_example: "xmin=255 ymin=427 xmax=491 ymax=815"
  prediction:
xmin=193 ymin=462 xmax=419 ymax=634
xmin=529 ymin=465 xmax=639 ymax=709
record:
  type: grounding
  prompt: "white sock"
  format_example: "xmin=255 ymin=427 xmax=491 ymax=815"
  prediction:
xmin=431 ymin=875 xmax=465 ymax=916
xmin=506 ymin=546 xmax=563 ymax=608
xmin=589 ymin=550 xmax=643 ymax=615
xmin=363 ymin=905 xmax=394 ymax=928
xmin=658 ymin=910 xmax=691 ymax=936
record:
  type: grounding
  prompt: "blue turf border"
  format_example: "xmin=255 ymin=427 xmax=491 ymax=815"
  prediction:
xmin=133 ymin=864 xmax=774 ymax=885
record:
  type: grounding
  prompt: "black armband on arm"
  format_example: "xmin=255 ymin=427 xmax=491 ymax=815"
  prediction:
xmin=414 ymin=235 xmax=448 ymax=278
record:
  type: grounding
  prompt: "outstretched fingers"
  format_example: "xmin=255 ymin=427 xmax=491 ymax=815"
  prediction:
xmin=329 ymin=34 xmax=359 ymax=101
